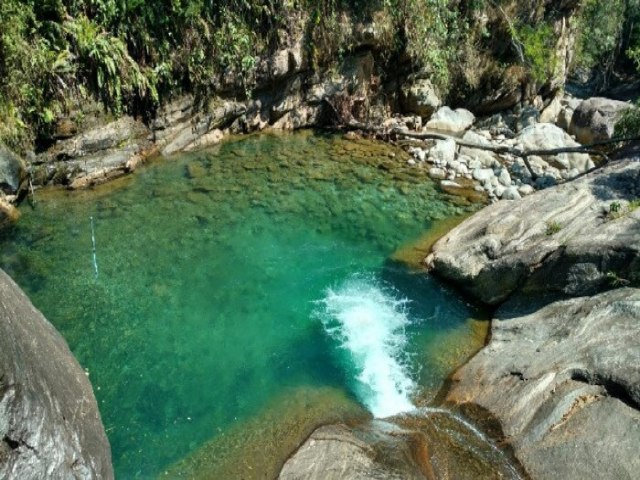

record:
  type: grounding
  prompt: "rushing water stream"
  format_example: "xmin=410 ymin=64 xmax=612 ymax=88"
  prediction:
xmin=0 ymin=131 xmax=499 ymax=478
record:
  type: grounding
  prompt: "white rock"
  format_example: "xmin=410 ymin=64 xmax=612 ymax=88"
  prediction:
xmin=429 ymin=138 xmax=456 ymax=164
xmin=561 ymin=167 xmax=580 ymax=180
xmin=468 ymin=159 xmax=483 ymax=170
xmin=429 ymin=167 xmax=447 ymax=180
xmin=441 ymin=180 xmax=462 ymax=188
xmin=460 ymin=131 xmax=499 ymax=168
xmin=540 ymin=95 xmax=562 ymax=124
xmin=477 ymin=130 xmax=492 ymax=140
xmin=426 ymin=106 xmax=475 ymax=134
xmin=407 ymin=158 xmax=416 ymax=166
xmin=502 ymin=186 xmax=522 ymax=200
xmin=455 ymin=163 xmax=469 ymax=175
xmin=518 ymin=184 xmax=535 ymax=196
xmin=516 ymin=123 xmax=594 ymax=172
xmin=462 ymin=130 xmax=491 ymax=146
xmin=472 ymin=168 xmax=495 ymax=182
xmin=448 ymin=160 xmax=460 ymax=170
xmin=497 ymin=168 xmax=512 ymax=187
xmin=557 ymin=107 xmax=574 ymax=132
xmin=494 ymin=184 xmax=506 ymax=198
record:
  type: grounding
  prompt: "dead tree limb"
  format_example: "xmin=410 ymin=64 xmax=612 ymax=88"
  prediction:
xmin=393 ymin=129 xmax=640 ymax=180
xmin=323 ymin=95 xmax=640 ymax=181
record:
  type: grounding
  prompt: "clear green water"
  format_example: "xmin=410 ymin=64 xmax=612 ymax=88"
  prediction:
xmin=0 ymin=131 xmax=483 ymax=478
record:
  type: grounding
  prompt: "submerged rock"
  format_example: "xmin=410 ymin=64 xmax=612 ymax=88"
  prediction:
xmin=427 ymin=159 xmax=640 ymax=305
xmin=447 ymin=288 xmax=640 ymax=480
xmin=0 ymin=269 xmax=113 ymax=478
xmin=0 ymin=196 xmax=20 ymax=228
xmin=279 ymin=423 xmax=425 ymax=480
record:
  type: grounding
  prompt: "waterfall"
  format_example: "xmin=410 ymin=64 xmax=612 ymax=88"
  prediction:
xmin=315 ymin=275 xmax=416 ymax=418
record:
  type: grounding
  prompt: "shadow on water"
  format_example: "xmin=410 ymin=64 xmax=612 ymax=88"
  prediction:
xmin=380 ymin=258 xmax=489 ymax=330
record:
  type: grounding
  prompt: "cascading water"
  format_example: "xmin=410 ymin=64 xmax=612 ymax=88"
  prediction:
xmin=315 ymin=274 xmax=417 ymax=418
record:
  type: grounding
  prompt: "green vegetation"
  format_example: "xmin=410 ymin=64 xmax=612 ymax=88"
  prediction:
xmin=574 ymin=0 xmax=640 ymax=87
xmin=606 ymin=198 xmax=640 ymax=220
xmin=1 ymin=1 xmax=639 ymax=151
xmin=615 ymin=100 xmax=640 ymax=137
xmin=545 ymin=220 xmax=562 ymax=236
xmin=606 ymin=271 xmax=631 ymax=287
xmin=514 ymin=23 xmax=557 ymax=84
xmin=0 ymin=0 xmax=283 ymax=149
xmin=0 ymin=0 xmax=471 ymax=150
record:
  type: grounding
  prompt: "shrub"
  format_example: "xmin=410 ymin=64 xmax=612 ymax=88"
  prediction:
xmin=515 ymin=22 xmax=557 ymax=84
xmin=545 ymin=220 xmax=562 ymax=236
xmin=614 ymin=100 xmax=640 ymax=137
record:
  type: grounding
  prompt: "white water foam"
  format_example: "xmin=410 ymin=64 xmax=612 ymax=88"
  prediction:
xmin=315 ymin=275 xmax=416 ymax=418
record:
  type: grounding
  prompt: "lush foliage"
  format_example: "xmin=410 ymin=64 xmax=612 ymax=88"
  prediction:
xmin=514 ymin=22 xmax=557 ymax=84
xmin=615 ymin=100 xmax=640 ymax=136
xmin=574 ymin=0 xmax=640 ymax=87
xmin=0 ymin=0 xmax=283 ymax=148
xmin=1 ymin=0 xmax=639 ymax=150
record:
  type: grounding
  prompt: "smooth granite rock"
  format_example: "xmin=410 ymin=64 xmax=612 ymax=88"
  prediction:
xmin=516 ymin=123 xmax=594 ymax=172
xmin=447 ymin=288 xmax=640 ymax=480
xmin=427 ymin=159 xmax=640 ymax=305
xmin=426 ymin=107 xmax=475 ymax=134
xmin=0 ymin=269 xmax=113 ymax=479
xmin=279 ymin=416 xmax=524 ymax=480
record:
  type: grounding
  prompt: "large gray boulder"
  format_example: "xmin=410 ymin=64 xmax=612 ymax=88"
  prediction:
xmin=0 ymin=144 xmax=26 ymax=195
xmin=425 ymin=107 xmax=475 ymax=134
xmin=516 ymin=123 xmax=594 ymax=173
xmin=427 ymin=159 xmax=640 ymax=305
xmin=401 ymin=79 xmax=441 ymax=118
xmin=0 ymin=269 xmax=113 ymax=479
xmin=447 ymin=288 xmax=640 ymax=480
xmin=570 ymin=97 xmax=630 ymax=144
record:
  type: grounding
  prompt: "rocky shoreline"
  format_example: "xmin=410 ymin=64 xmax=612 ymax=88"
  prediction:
xmin=279 ymin=143 xmax=639 ymax=479
xmin=431 ymin=152 xmax=640 ymax=479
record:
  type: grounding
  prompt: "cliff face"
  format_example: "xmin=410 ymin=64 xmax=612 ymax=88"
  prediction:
xmin=0 ymin=269 xmax=113 ymax=479
xmin=25 ymin=1 xmax=588 ymax=189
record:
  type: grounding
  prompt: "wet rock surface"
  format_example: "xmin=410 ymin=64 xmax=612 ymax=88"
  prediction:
xmin=447 ymin=288 xmax=640 ymax=480
xmin=0 ymin=269 xmax=113 ymax=479
xmin=280 ymin=411 xmax=524 ymax=480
